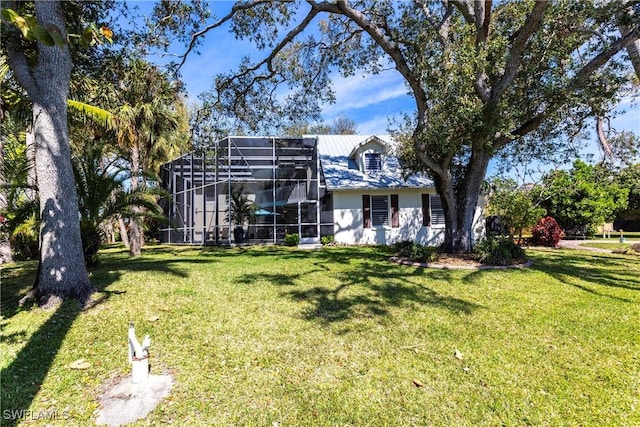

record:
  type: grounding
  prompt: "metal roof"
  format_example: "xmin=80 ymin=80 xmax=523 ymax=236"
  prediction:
xmin=307 ymin=134 xmax=434 ymax=191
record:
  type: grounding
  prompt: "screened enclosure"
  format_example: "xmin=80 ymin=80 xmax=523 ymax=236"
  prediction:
xmin=158 ymin=136 xmax=327 ymax=245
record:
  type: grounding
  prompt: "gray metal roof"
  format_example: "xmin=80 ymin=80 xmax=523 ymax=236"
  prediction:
xmin=307 ymin=134 xmax=434 ymax=191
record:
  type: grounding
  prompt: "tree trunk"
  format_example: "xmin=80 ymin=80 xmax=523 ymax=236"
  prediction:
xmin=439 ymin=195 xmax=478 ymax=254
xmin=437 ymin=151 xmax=490 ymax=254
xmin=139 ymin=173 xmax=147 ymax=248
xmin=623 ymin=31 xmax=640 ymax=78
xmin=617 ymin=0 xmax=640 ymax=79
xmin=118 ymin=217 xmax=130 ymax=247
xmin=128 ymin=145 xmax=142 ymax=256
xmin=102 ymin=220 xmax=115 ymax=244
xmin=6 ymin=1 xmax=93 ymax=304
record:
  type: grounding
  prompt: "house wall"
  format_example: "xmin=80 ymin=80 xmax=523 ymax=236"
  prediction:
xmin=332 ymin=189 xmax=485 ymax=246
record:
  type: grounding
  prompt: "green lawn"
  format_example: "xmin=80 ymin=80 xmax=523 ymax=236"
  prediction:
xmin=579 ymin=241 xmax=639 ymax=252
xmin=1 ymin=245 xmax=639 ymax=426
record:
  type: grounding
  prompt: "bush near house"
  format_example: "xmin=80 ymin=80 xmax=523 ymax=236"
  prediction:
xmin=531 ymin=216 xmax=564 ymax=247
xmin=321 ymin=235 xmax=334 ymax=245
xmin=473 ymin=236 xmax=526 ymax=265
xmin=485 ymin=178 xmax=545 ymax=239
xmin=284 ymin=233 xmax=300 ymax=246
xmin=393 ymin=240 xmax=438 ymax=263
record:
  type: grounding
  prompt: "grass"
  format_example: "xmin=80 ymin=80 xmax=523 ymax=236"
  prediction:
xmin=579 ymin=241 xmax=639 ymax=251
xmin=1 ymin=245 xmax=639 ymax=426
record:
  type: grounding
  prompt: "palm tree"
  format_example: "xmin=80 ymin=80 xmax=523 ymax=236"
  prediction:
xmin=110 ymin=59 xmax=187 ymax=256
xmin=228 ymin=187 xmax=256 ymax=243
xmin=0 ymin=115 xmax=38 ymax=261
xmin=72 ymin=144 xmax=165 ymax=266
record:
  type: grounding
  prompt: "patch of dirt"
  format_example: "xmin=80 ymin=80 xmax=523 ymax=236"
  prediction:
xmin=433 ymin=253 xmax=483 ymax=267
xmin=391 ymin=254 xmax=531 ymax=270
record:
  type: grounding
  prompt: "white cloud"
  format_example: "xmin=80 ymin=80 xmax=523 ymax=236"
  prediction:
xmin=356 ymin=114 xmax=398 ymax=134
xmin=321 ymin=70 xmax=410 ymax=115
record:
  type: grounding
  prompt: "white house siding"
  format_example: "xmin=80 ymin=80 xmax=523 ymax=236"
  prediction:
xmin=472 ymin=195 xmax=487 ymax=242
xmin=332 ymin=189 xmax=437 ymax=245
xmin=332 ymin=189 xmax=485 ymax=246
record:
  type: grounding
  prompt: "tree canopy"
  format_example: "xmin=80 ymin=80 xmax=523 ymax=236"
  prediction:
xmin=148 ymin=0 xmax=639 ymax=253
xmin=534 ymin=160 xmax=629 ymax=235
xmin=485 ymin=178 xmax=544 ymax=239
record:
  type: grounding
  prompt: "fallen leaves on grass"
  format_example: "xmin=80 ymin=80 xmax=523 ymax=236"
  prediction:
xmin=454 ymin=348 xmax=464 ymax=360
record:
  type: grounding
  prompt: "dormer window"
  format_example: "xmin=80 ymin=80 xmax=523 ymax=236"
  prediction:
xmin=365 ymin=153 xmax=382 ymax=172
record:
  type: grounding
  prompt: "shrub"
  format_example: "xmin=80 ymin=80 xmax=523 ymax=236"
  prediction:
xmin=393 ymin=240 xmax=415 ymax=258
xmin=474 ymin=237 xmax=526 ymax=266
xmin=284 ymin=233 xmax=300 ymax=246
xmin=8 ymin=214 xmax=39 ymax=261
xmin=393 ymin=240 xmax=437 ymax=263
xmin=321 ymin=235 xmax=334 ymax=245
xmin=531 ymin=216 xmax=564 ymax=247
xmin=10 ymin=233 xmax=39 ymax=261
xmin=411 ymin=244 xmax=438 ymax=263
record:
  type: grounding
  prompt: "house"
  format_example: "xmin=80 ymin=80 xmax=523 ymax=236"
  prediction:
xmin=158 ymin=135 xmax=485 ymax=246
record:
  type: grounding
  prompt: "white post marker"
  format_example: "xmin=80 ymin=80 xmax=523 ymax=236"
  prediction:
xmin=128 ymin=322 xmax=150 ymax=383
xmin=96 ymin=323 xmax=172 ymax=425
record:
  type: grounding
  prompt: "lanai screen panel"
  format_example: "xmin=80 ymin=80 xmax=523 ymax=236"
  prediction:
xmin=159 ymin=137 xmax=320 ymax=244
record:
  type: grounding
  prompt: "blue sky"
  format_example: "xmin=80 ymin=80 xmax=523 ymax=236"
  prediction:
xmin=136 ymin=1 xmax=639 ymax=159
xmin=143 ymin=2 xmax=421 ymax=134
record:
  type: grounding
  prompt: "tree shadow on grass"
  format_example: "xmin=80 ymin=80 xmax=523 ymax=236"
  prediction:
xmin=104 ymin=256 xmax=214 ymax=277
xmin=0 ymin=266 xmax=126 ymax=427
xmin=238 ymin=258 xmax=480 ymax=324
xmin=198 ymin=244 xmax=395 ymax=264
xmin=1 ymin=249 xmax=213 ymax=322
xmin=0 ymin=247 xmax=214 ymax=425
xmin=1 ymin=300 xmax=81 ymax=426
xmin=529 ymin=250 xmax=639 ymax=302
xmin=237 ymin=272 xmax=303 ymax=287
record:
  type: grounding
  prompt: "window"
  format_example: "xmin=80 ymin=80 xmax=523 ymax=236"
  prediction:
xmin=371 ymin=195 xmax=388 ymax=226
xmin=364 ymin=153 xmax=382 ymax=172
xmin=423 ymin=194 xmax=445 ymax=227
xmin=363 ymin=194 xmax=399 ymax=228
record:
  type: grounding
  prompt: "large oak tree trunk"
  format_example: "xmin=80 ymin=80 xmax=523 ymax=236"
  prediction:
xmin=436 ymin=152 xmax=489 ymax=254
xmin=6 ymin=1 xmax=92 ymax=304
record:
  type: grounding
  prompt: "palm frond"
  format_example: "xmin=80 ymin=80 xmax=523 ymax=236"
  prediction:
xmin=67 ymin=99 xmax=115 ymax=131
xmin=8 ymin=199 xmax=39 ymax=240
xmin=11 ymin=215 xmax=38 ymax=241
